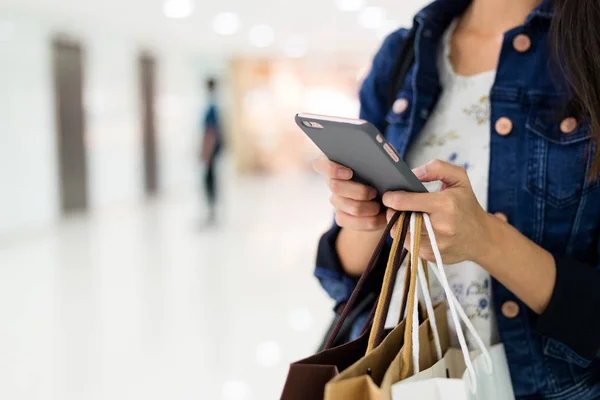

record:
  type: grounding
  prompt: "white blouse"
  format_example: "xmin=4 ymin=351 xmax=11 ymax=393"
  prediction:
xmin=385 ymin=21 xmax=499 ymax=348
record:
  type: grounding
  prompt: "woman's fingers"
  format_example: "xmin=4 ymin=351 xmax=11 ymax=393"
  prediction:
xmin=330 ymin=195 xmax=381 ymax=217
xmin=382 ymin=161 xmax=489 ymax=265
xmin=412 ymin=159 xmax=470 ymax=188
xmin=386 ymin=207 xmax=398 ymax=224
xmin=313 ymin=154 xmax=353 ymax=180
xmin=314 ymin=153 xmax=387 ymax=231
xmin=314 ymin=154 xmax=378 ymax=200
xmin=382 ymin=191 xmax=444 ymax=214
xmin=329 ymin=179 xmax=377 ymax=201
xmin=335 ymin=211 xmax=387 ymax=231
xmin=386 ymin=208 xmax=431 ymax=240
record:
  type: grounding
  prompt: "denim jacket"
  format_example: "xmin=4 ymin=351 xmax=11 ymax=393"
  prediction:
xmin=315 ymin=0 xmax=600 ymax=398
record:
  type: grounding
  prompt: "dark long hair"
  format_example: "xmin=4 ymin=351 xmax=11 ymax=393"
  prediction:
xmin=551 ymin=0 xmax=600 ymax=173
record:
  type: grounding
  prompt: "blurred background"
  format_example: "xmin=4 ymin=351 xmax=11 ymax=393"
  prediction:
xmin=0 ymin=0 xmax=428 ymax=398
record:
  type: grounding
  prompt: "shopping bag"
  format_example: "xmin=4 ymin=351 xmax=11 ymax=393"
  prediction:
xmin=280 ymin=212 xmax=411 ymax=400
xmin=324 ymin=214 xmax=449 ymax=400
xmin=392 ymin=345 xmax=514 ymax=400
xmin=324 ymin=303 xmax=448 ymax=400
xmin=390 ymin=213 xmax=515 ymax=399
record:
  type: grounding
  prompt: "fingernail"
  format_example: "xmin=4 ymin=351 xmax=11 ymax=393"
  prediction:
xmin=369 ymin=188 xmax=377 ymax=199
xmin=336 ymin=168 xmax=352 ymax=179
xmin=412 ymin=166 xmax=427 ymax=179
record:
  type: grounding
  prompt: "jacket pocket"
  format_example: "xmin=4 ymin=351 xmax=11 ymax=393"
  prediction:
xmin=541 ymin=337 xmax=594 ymax=394
xmin=543 ymin=337 xmax=592 ymax=369
xmin=525 ymin=108 xmax=598 ymax=208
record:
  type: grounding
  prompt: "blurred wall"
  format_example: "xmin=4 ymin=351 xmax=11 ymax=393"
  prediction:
xmin=0 ymin=18 xmax=59 ymax=237
xmin=0 ymin=12 xmax=227 ymax=237
xmin=86 ymin=37 xmax=144 ymax=209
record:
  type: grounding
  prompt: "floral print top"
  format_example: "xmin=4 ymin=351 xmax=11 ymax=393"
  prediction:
xmin=385 ymin=20 xmax=499 ymax=348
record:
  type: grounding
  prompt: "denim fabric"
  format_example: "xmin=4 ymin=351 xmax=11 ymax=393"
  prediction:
xmin=314 ymin=265 xmax=357 ymax=310
xmin=315 ymin=0 xmax=600 ymax=398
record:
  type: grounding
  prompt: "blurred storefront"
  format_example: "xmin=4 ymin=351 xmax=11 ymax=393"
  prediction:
xmin=230 ymin=58 xmax=365 ymax=174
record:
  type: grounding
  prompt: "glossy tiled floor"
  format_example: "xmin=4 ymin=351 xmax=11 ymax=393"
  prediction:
xmin=0 ymin=168 xmax=335 ymax=400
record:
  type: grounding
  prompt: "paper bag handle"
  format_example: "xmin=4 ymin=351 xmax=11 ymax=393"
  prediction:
xmin=422 ymin=213 xmax=493 ymax=393
xmin=398 ymin=213 xmax=424 ymax=377
xmin=366 ymin=212 xmax=412 ymax=352
xmin=323 ymin=211 xmax=409 ymax=349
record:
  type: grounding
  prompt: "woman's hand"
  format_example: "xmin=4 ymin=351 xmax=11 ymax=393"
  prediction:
xmin=313 ymin=154 xmax=386 ymax=231
xmin=382 ymin=159 xmax=494 ymax=264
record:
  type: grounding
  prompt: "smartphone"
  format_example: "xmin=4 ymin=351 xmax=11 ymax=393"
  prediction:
xmin=296 ymin=113 xmax=427 ymax=195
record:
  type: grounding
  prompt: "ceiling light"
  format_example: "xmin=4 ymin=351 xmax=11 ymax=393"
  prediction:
xmin=163 ymin=0 xmax=194 ymax=19
xmin=213 ymin=12 xmax=240 ymax=36
xmin=376 ymin=19 xmax=399 ymax=39
xmin=359 ymin=6 xmax=386 ymax=30
xmin=249 ymin=24 xmax=274 ymax=48
xmin=283 ymin=35 xmax=308 ymax=58
xmin=334 ymin=0 xmax=364 ymax=12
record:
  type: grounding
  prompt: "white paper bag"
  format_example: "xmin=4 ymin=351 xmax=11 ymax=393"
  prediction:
xmin=392 ymin=344 xmax=515 ymax=399
xmin=467 ymin=344 xmax=514 ymax=400
xmin=390 ymin=214 xmax=515 ymax=399
xmin=393 ymin=379 xmax=468 ymax=398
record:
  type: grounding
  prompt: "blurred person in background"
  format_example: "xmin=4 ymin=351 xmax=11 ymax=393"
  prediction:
xmin=312 ymin=0 xmax=600 ymax=398
xmin=200 ymin=78 xmax=223 ymax=225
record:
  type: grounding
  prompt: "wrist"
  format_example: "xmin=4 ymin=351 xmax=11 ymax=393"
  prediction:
xmin=473 ymin=212 xmax=504 ymax=267
xmin=337 ymin=227 xmax=386 ymax=278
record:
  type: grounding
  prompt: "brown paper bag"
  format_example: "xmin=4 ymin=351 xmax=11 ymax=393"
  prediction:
xmin=324 ymin=302 xmax=449 ymax=400
xmin=280 ymin=212 xmax=411 ymax=400
xmin=324 ymin=214 xmax=450 ymax=400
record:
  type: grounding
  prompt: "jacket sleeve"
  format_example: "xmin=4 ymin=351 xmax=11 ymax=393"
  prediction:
xmin=535 ymin=250 xmax=600 ymax=361
xmin=314 ymin=29 xmax=409 ymax=309
xmin=314 ymin=223 xmax=358 ymax=310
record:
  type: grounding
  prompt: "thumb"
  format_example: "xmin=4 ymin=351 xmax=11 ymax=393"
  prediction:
xmin=412 ymin=159 xmax=469 ymax=188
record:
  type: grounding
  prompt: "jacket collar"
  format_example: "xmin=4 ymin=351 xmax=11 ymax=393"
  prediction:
xmin=415 ymin=0 xmax=554 ymax=28
xmin=526 ymin=0 xmax=554 ymax=23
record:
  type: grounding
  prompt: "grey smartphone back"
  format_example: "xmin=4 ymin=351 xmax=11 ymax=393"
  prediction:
xmin=296 ymin=113 xmax=427 ymax=196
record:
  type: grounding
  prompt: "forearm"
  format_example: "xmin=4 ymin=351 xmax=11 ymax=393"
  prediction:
xmin=337 ymin=227 xmax=386 ymax=278
xmin=476 ymin=214 xmax=556 ymax=314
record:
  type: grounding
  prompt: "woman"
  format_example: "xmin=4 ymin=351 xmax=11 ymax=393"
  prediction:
xmin=313 ymin=0 xmax=600 ymax=398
